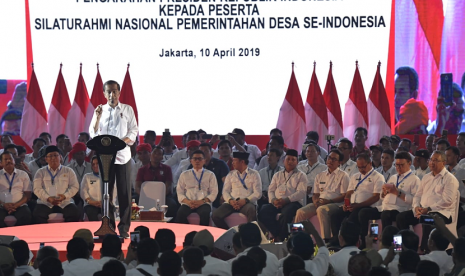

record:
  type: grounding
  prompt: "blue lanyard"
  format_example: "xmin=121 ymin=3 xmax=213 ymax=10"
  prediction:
xmin=4 ymin=172 xmax=16 ymax=193
xmin=396 ymin=172 xmax=412 ymax=188
xmin=192 ymin=169 xmax=205 ymax=190
xmin=47 ymin=166 xmax=62 ymax=185
xmin=93 ymin=172 xmax=100 ymax=177
xmin=354 ymin=169 xmax=374 ymax=191
xmin=237 ymin=172 xmax=248 ymax=190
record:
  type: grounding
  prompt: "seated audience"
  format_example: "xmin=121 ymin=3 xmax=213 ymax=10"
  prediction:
xmin=10 ymin=240 xmax=33 ymax=276
xmin=217 ymin=140 xmax=234 ymax=171
xmin=126 ymin=238 xmax=160 ymax=276
xmin=350 ymin=127 xmax=371 ymax=161
xmin=95 ymin=260 xmax=126 ymax=276
xmin=81 ymin=156 xmax=102 ymax=221
xmin=232 ymin=256 xmax=258 ymax=276
xmin=192 ymin=229 xmax=230 ymax=276
xmin=39 ymin=257 xmax=63 ymax=276
xmin=416 ymin=260 xmax=440 ymax=276
xmin=155 ymin=229 xmax=176 ymax=254
xmin=413 ymin=149 xmax=430 ymax=180
xmin=255 ymin=136 xmax=286 ymax=171
xmin=173 ymin=140 xmax=201 ymax=185
xmin=63 ymin=238 xmax=101 ymax=276
xmin=379 ymin=136 xmax=392 ymax=151
xmin=96 ymin=235 xmax=124 ymax=268
xmin=297 ymin=142 xmax=327 ymax=200
xmin=178 ymin=231 xmax=197 ymax=257
xmin=436 ymin=139 xmax=451 ymax=152
xmin=164 ymin=130 xmax=200 ymax=174
xmin=348 ymin=251 xmax=371 ymax=276
xmin=29 ymin=246 xmax=59 ymax=276
xmin=158 ymin=251 xmax=183 ymax=276
xmin=182 ymin=247 xmax=205 ymax=276
xmin=330 ymin=221 xmax=361 ymax=275
xmin=231 ymin=128 xmax=262 ymax=169
xmin=376 ymin=149 xmax=396 ymax=182
xmin=258 ymin=149 xmax=283 ymax=210
xmin=247 ymin=246 xmax=267 ymax=275
xmin=305 ymin=131 xmax=328 ymax=160
xmin=56 ymin=134 xmax=72 ymax=166
xmin=370 ymin=145 xmax=382 ymax=169
xmin=420 ymin=229 xmax=453 ymax=275
xmin=397 ymin=250 xmax=420 ymax=276
xmin=212 ymin=151 xmax=261 ymax=229
xmin=295 ymin=149 xmax=349 ymax=241
xmin=0 ymin=151 xmax=32 ymax=227
xmin=336 ymin=139 xmax=358 ymax=176
xmin=258 ymin=149 xmax=306 ymax=241
xmin=176 ymin=150 xmax=218 ymax=226
xmin=283 ymin=255 xmax=305 ymax=276
xmin=28 ymin=145 xmax=48 ymax=180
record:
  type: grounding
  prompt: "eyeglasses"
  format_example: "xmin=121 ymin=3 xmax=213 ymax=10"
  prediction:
xmin=191 ymin=157 xmax=204 ymax=161
xmin=46 ymin=154 xmax=60 ymax=159
xmin=395 ymin=163 xmax=407 ymax=168
xmin=327 ymin=157 xmax=339 ymax=162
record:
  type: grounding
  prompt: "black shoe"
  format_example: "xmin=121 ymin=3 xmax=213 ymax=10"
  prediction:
xmin=120 ymin=232 xmax=129 ymax=239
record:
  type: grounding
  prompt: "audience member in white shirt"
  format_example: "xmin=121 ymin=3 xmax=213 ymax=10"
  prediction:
xmin=231 ymin=128 xmax=261 ymax=169
xmin=336 ymin=139 xmax=358 ymax=177
xmin=191 ymin=229 xmax=230 ymax=276
xmin=258 ymin=149 xmax=283 ymax=210
xmin=176 ymin=150 xmax=218 ymax=226
xmin=38 ymin=256 xmax=63 ymax=276
xmin=306 ymin=131 xmax=329 ymax=161
xmin=329 ymin=153 xmax=383 ymax=247
xmin=396 ymin=151 xmax=459 ymax=251
xmin=126 ymin=238 xmax=160 ymax=276
xmin=358 ymin=151 xmax=420 ymax=249
xmin=229 ymin=222 xmax=279 ymax=276
xmin=370 ymin=145 xmax=383 ymax=170
xmin=376 ymin=149 xmax=397 ymax=182
xmin=173 ymin=140 xmax=200 ymax=185
xmin=329 ymin=220 xmax=361 ymax=276
xmin=232 ymin=255 xmax=260 ymax=276
xmin=297 ymin=143 xmax=328 ymax=198
xmin=258 ymin=149 xmax=306 ymax=241
xmin=282 ymin=255 xmax=305 ymax=276
xmin=295 ymin=149 xmax=349 ymax=241
xmin=94 ymin=234 xmax=127 ymax=269
xmin=421 ymin=229 xmax=454 ymax=275
xmin=182 ymin=247 xmax=206 ymax=276
xmin=27 ymin=245 xmax=59 ymax=276
xmin=10 ymin=240 xmax=34 ymax=276
xmin=417 ymin=260 xmax=441 ymax=276
xmin=165 ymin=130 xmax=200 ymax=173
xmin=0 ymin=134 xmax=13 ymax=156
xmin=24 ymin=138 xmax=46 ymax=164
xmin=396 ymin=249 xmax=420 ymax=276
xmin=413 ymin=149 xmax=431 ymax=180
xmin=158 ymin=251 xmax=184 ymax=276
xmin=246 ymin=246 xmax=266 ymax=275
xmin=62 ymin=238 xmax=101 ymax=276
xmin=446 ymin=146 xmax=465 ymax=196
xmin=255 ymin=136 xmax=286 ymax=171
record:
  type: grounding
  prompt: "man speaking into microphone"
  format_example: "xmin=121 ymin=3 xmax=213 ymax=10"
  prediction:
xmin=89 ymin=80 xmax=138 ymax=238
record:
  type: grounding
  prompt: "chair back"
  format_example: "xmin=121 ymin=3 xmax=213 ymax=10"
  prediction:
xmin=139 ymin=181 xmax=166 ymax=209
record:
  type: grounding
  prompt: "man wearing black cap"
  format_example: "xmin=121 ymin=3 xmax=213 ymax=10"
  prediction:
xmin=390 ymin=135 xmax=401 ymax=151
xmin=232 ymin=128 xmax=262 ymax=169
xmin=32 ymin=145 xmax=80 ymax=223
xmin=212 ymin=151 xmax=262 ymax=229
xmin=413 ymin=149 xmax=430 ymax=180
xmin=370 ymin=145 xmax=383 ymax=169
xmin=379 ymin=136 xmax=392 ymax=151
xmin=258 ymin=149 xmax=307 ymax=241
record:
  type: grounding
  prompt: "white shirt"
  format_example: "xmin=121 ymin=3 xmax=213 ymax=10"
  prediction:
xmin=94 ymin=256 xmax=128 ymax=269
xmin=259 ymin=166 xmax=283 ymax=192
xmin=413 ymin=168 xmax=459 ymax=219
xmin=62 ymin=258 xmax=101 ymax=276
xmin=233 ymin=142 xmax=261 ymax=169
xmin=448 ymin=165 xmax=465 ymax=201
xmin=348 ymin=169 xmax=383 ymax=207
xmin=421 ymin=251 xmax=454 ymax=276
xmin=297 ymin=161 xmax=328 ymax=196
xmin=268 ymin=169 xmax=307 ymax=206
xmin=276 ymin=246 xmax=330 ymax=276
xmin=164 ymin=148 xmax=188 ymax=175
xmin=379 ymin=248 xmax=399 ymax=276
xmin=223 ymin=168 xmax=262 ymax=204
xmin=202 ymin=255 xmax=231 ymax=276
xmin=80 ymin=173 xmax=102 ymax=206
xmin=126 ymin=264 xmax=159 ymax=276
xmin=380 ymin=170 xmax=419 ymax=212
xmin=229 ymin=247 xmax=279 ymax=276
xmin=67 ymin=160 xmax=92 ymax=185
xmin=28 ymin=159 xmax=43 ymax=180
xmin=174 ymin=158 xmax=191 ymax=185
xmin=320 ymin=146 xmax=328 ymax=160
xmin=89 ymin=102 xmax=139 ymax=164
xmin=177 ymin=168 xmax=218 ymax=203
xmin=340 ymin=159 xmax=358 ymax=177
xmin=163 ymin=148 xmax=179 ymax=163
xmin=33 ymin=165 xmax=79 ymax=208
xmin=330 ymin=246 xmax=360 ymax=276
xmin=314 ymin=168 xmax=350 ymax=204
xmin=255 ymin=152 xmax=286 ymax=171
xmin=414 ymin=166 xmax=430 ymax=180
xmin=376 ymin=166 xmax=397 ymax=182
xmin=24 ymin=152 xmax=36 ymax=164
xmin=15 ymin=265 xmax=34 ymax=276
xmin=130 ymin=158 xmax=141 ymax=190
xmin=0 ymin=168 xmax=31 ymax=205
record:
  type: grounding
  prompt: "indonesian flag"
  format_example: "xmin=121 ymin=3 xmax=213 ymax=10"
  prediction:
xmin=20 ymin=64 xmax=48 ymax=147
xmin=84 ymin=64 xmax=105 ymax=134
xmin=48 ymin=64 xmax=71 ymax=142
xmin=276 ymin=62 xmax=307 ymax=150
xmin=368 ymin=62 xmax=391 ymax=146
xmin=305 ymin=62 xmax=328 ymax=149
xmin=396 ymin=0 xmax=444 ymax=122
xmin=64 ymin=64 xmax=89 ymax=144
xmin=120 ymin=64 xmax=139 ymax=124
xmin=323 ymin=62 xmax=344 ymax=141
xmin=439 ymin=0 xmax=465 ymax=89
xmin=343 ymin=62 xmax=368 ymax=143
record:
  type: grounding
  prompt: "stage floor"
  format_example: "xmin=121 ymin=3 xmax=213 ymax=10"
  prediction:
xmin=0 ymin=222 xmax=226 ymax=261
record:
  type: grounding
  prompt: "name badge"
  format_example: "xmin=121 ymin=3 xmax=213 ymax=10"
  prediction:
xmin=278 ymin=185 xmax=286 ymax=196
xmin=48 ymin=186 xmax=57 ymax=197
xmin=3 ymin=192 xmax=12 ymax=203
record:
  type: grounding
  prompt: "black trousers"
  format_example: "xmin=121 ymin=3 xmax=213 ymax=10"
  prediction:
xmin=84 ymin=205 xmax=101 ymax=221
xmin=165 ymin=194 xmax=179 ymax=219
xmin=0 ymin=206 xmax=32 ymax=227
xmin=330 ymin=206 xmax=372 ymax=239
xmin=396 ymin=210 xmax=452 ymax=250
xmin=107 ymin=161 xmax=132 ymax=235
xmin=176 ymin=204 xmax=211 ymax=226
xmin=33 ymin=204 xmax=80 ymax=224
xmin=212 ymin=203 xmax=257 ymax=230
xmin=258 ymin=202 xmax=302 ymax=240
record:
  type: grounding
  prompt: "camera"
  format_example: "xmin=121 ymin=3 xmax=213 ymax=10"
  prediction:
xmin=325 ymin=135 xmax=335 ymax=141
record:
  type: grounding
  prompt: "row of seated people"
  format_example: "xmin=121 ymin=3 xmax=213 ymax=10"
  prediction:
xmin=2 ymin=218 xmax=463 ymax=276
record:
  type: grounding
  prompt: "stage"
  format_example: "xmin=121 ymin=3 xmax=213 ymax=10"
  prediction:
xmin=0 ymin=222 xmax=226 ymax=261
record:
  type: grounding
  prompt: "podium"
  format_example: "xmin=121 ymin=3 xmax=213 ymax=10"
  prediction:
xmin=86 ymin=135 xmax=127 ymax=240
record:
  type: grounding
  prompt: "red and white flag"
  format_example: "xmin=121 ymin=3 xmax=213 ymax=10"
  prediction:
xmin=323 ymin=62 xmax=344 ymax=141
xmin=276 ymin=62 xmax=307 ymax=150
xmin=343 ymin=61 xmax=368 ymax=142
xmin=305 ymin=62 xmax=328 ymax=149
xmin=48 ymin=64 xmax=71 ymax=142
xmin=84 ymin=64 xmax=105 ymax=134
xmin=120 ymin=64 xmax=138 ymax=124
xmin=64 ymin=64 xmax=89 ymax=144
xmin=368 ymin=62 xmax=391 ymax=146
xmin=20 ymin=64 xmax=48 ymax=147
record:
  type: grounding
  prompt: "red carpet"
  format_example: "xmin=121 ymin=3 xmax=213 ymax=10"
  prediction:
xmin=0 ymin=222 xmax=226 ymax=261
